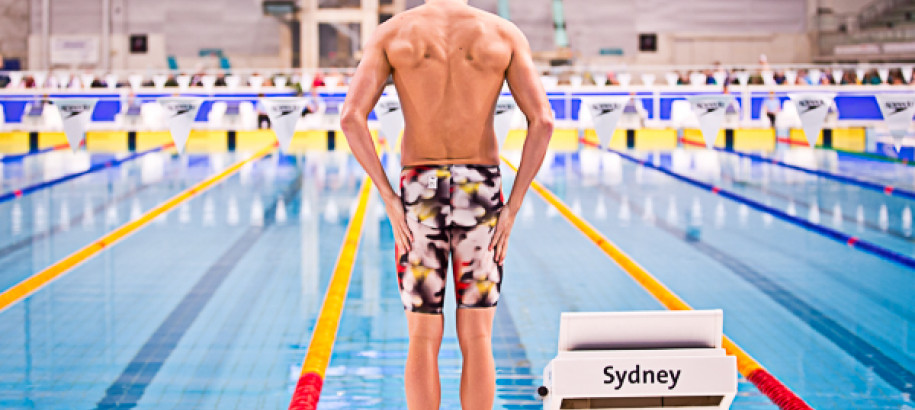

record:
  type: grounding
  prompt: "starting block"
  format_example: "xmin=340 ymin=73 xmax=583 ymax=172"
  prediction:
xmin=539 ymin=310 xmax=736 ymax=409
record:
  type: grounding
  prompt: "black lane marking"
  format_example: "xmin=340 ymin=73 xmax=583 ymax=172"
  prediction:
xmin=596 ymin=184 xmax=915 ymax=398
xmin=95 ymin=169 xmax=301 ymax=409
xmin=492 ymin=297 xmax=541 ymax=408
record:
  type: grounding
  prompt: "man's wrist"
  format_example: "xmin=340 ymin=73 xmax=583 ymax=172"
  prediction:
xmin=504 ymin=198 xmax=522 ymax=215
xmin=379 ymin=188 xmax=400 ymax=205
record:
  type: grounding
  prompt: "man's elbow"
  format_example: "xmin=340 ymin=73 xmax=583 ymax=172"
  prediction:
xmin=529 ymin=113 xmax=554 ymax=139
xmin=339 ymin=105 xmax=365 ymax=131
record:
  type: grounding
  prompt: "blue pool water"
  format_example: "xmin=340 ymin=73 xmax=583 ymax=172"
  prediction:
xmin=0 ymin=147 xmax=913 ymax=409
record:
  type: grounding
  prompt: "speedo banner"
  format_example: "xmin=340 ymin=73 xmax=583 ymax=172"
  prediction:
xmin=52 ymin=98 xmax=98 ymax=150
xmin=788 ymin=93 xmax=836 ymax=148
xmin=159 ymin=97 xmax=203 ymax=154
xmin=687 ymin=95 xmax=735 ymax=149
xmin=262 ymin=98 xmax=307 ymax=152
xmin=583 ymin=96 xmax=631 ymax=148
xmin=876 ymin=93 xmax=915 ymax=151
xmin=493 ymin=97 xmax=517 ymax=148
xmin=373 ymin=94 xmax=404 ymax=151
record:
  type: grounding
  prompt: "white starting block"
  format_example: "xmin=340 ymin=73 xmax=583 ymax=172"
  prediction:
xmin=539 ymin=310 xmax=736 ymax=409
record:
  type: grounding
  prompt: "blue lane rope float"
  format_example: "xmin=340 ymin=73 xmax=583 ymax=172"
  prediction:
xmin=716 ymin=147 xmax=915 ymax=201
xmin=580 ymin=139 xmax=915 ymax=271
xmin=0 ymin=142 xmax=173 ymax=204
xmin=0 ymin=143 xmax=70 ymax=163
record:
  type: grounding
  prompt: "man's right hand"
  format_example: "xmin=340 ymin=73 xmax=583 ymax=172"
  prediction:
xmin=385 ymin=195 xmax=413 ymax=254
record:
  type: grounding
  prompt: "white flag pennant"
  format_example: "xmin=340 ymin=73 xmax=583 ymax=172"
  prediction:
xmin=735 ymin=72 xmax=750 ymax=87
xmin=582 ymin=96 xmax=631 ymax=148
xmin=903 ymin=66 xmax=914 ymax=84
xmin=493 ymin=97 xmax=518 ymax=149
xmin=876 ymin=93 xmax=915 ymax=152
xmin=788 ymin=92 xmax=836 ymax=148
xmin=159 ymin=97 xmax=204 ymax=154
xmin=262 ymin=97 xmax=306 ymax=152
xmin=687 ymin=95 xmax=735 ymax=149
xmin=52 ymin=98 xmax=98 ymax=150
xmin=878 ymin=67 xmax=890 ymax=84
xmin=831 ymin=69 xmax=844 ymax=84
xmin=373 ymin=94 xmax=404 ymax=151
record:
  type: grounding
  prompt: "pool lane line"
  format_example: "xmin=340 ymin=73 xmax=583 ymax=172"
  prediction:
xmin=682 ymin=134 xmax=915 ymax=167
xmin=0 ymin=180 xmax=155 ymax=261
xmin=95 ymin=170 xmax=302 ymax=409
xmin=595 ymin=183 xmax=915 ymax=398
xmin=832 ymin=148 xmax=914 ymax=166
xmin=707 ymin=144 xmax=915 ymax=200
xmin=0 ymin=143 xmax=72 ymax=163
xmin=0 ymin=156 xmax=207 ymax=262
xmin=716 ymin=172 xmax=915 ymax=244
xmin=289 ymin=177 xmax=373 ymax=410
xmin=584 ymin=139 xmax=915 ymax=271
xmin=0 ymin=142 xmax=174 ymax=204
xmin=500 ymin=156 xmax=812 ymax=410
xmin=0 ymin=143 xmax=278 ymax=315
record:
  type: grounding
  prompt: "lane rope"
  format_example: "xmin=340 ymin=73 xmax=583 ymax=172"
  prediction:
xmin=0 ymin=142 xmax=174 ymax=204
xmin=501 ymin=155 xmax=812 ymax=410
xmin=710 ymin=143 xmax=915 ymax=201
xmin=0 ymin=143 xmax=70 ymax=163
xmin=288 ymin=178 xmax=373 ymax=410
xmin=584 ymin=139 xmax=915 ymax=271
xmin=0 ymin=143 xmax=277 ymax=314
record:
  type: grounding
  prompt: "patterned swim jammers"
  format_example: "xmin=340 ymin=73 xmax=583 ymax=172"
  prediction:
xmin=397 ymin=164 xmax=504 ymax=314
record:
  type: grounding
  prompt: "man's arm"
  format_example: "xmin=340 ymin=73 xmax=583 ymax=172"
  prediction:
xmin=340 ymin=23 xmax=413 ymax=252
xmin=490 ymin=23 xmax=555 ymax=265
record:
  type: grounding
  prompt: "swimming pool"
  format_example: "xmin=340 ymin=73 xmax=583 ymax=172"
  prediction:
xmin=0 ymin=145 xmax=912 ymax=409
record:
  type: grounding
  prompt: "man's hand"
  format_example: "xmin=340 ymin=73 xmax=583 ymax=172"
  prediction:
xmin=385 ymin=195 xmax=413 ymax=254
xmin=489 ymin=205 xmax=518 ymax=266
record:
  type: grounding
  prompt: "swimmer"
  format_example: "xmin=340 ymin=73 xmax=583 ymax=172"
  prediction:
xmin=340 ymin=0 xmax=554 ymax=408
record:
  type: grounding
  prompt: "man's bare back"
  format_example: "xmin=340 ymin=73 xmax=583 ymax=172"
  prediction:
xmin=384 ymin=2 xmax=512 ymax=166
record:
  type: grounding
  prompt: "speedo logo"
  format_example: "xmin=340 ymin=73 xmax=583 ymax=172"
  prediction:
xmin=495 ymin=103 xmax=514 ymax=115
xmin=885 ymin=100 xmax=914 ymax=115
xmin=164 ymin=103 xmax=197 ymax=117
xmin=271 ymin=105 xmax=299 ymax=117
xmin=796 ymin=99 xmax=824 ymax=113
xmin=694 ymin=101 xmax=726 ymax=115
xmin=603 ymin=364 xmax=681 ymax=390
xmin=591 ymin=103 xmax=622 ymax=117
xmin=378 ymin=102 xmax=400 ymax=114
xmin=59 ymin=104 xmax=92 ymax=118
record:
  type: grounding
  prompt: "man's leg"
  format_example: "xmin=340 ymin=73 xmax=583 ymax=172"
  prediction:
xmin=405 ymin=311 xmax=444 ymax=410
xmin=456 ymin=307 xmax=496 ymax=410
xmin=399 ymin=166 xmax=452 ymax=409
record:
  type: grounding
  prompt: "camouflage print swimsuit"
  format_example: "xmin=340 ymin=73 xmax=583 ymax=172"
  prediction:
xmin=397 ymin=165 xmax=504 ymax=314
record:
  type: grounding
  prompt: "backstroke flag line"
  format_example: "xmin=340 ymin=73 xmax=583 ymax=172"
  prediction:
xmin=688 ymin=94 xmax=735 ymax=149
xmin=788 ymin=92 xmax=836 ymax=148
xmin=584 ymin=96 xmax=631 ymax=147
xmin=262 ymin=97 xmax=307 ymax=152
xmin=876 ymin=93 xmax=915 ymax=152
xmin=159 ymin=97 xmax=203 ymax=154
xmin=493 ymin=97 xmax=518 ymax=148
xmin=52 ymin=98 xmax=98 ymax=150
xmin=374 ymin=94 xmax=404 ymax=151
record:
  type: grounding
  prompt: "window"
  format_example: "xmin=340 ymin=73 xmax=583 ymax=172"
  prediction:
xmin=318 ymin=0 xmax=360 ymax=8
xmin=319 ymin=22 xmax=362 ymax=67
xmin=129 ymin=34 xmax=148 ymax=54
xmin=639 ymin=33 xmax=657 ymax=53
